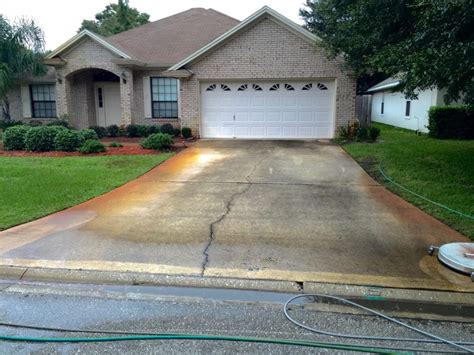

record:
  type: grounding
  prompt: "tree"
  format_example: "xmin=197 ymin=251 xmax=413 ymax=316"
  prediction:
xmin=300 ymin=0 xmax=474 ymax=103
xmin=0 ymin=16 xmax=46 ymax=120
xmin=78 ymin=0 xmax=150 ymax=37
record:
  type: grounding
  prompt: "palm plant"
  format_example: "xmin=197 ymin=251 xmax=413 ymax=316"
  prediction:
xmin=0 ymin=16 xmax=46 ymax=120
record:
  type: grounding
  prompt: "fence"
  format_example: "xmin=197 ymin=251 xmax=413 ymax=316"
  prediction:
xmin=355 ymin=95 xmax=372 ymax=127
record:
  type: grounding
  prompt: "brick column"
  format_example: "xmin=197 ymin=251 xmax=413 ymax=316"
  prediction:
xmin=56 ymin=70 xmax=68 ymax=119
xmin=120 ymin=69 xmax=133 ymax=125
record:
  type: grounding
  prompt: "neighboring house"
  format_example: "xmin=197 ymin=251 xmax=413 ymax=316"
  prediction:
xmin=367 ymin=77 xmax=450 ymax=133
xmin=6 ymin=6 xmax=355 ymax=139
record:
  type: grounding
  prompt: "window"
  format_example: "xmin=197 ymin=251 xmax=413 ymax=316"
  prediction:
xmin=284 ymin=84 xmax=295 ymax=91
xmin=302 ymin=83 xmax=313 ymax=91
xmin=151 ymin=77 xmax=178 ymax=118
xmin=381 ymin=101 xmax=384 ymax=114
xmin=405 ymin=100 xmax=411 ymax=117
xmin=31 ymin=84 xmax=56 ymax=118
xmin=97 ymin=88 xmax=103 ymax=108
xmin=206 ymin=84 xmax=216 ymax=91
xmin=252 ymin=84 xmax=263 ymax=91
xmin=317 ymin=83 xmax=328 ymax=90
xmin=269 ymin=83 xmax=280 ymax=91
xmin=237 ymin=84 xmax=248 ymax=91
xmin=220 ymin=84 xmax=231 ymax=91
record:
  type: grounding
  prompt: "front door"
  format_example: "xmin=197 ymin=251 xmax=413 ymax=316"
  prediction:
xmin=95 ymin=83 xmax=121 ymax=127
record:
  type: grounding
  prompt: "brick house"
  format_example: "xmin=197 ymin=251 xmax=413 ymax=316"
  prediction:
xmin=6 ymin=6 xmax=355 ymax=139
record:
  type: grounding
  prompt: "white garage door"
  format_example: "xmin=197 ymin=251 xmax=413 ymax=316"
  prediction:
xmin=201 ymin=81 xmax=335 ymax=139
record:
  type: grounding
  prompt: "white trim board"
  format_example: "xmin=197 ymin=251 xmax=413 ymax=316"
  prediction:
xmin=46 ymin=30 xmax=131 ymax=60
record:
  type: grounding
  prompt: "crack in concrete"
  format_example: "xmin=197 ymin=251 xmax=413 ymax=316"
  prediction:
xmin=200 ymin=158 xmax=265 ymax=276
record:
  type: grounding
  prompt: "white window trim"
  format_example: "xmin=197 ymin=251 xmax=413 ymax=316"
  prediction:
xmin=150 ymin=77 xmax=179 ymax=119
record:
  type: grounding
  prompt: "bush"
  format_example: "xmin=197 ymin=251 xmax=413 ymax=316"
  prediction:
xmin=107 ymin=125 xmax=119 ymax=137
xmin=368 ymin=127 xmax=381 ymax=142
xmin=356 ymin=127 xmax=369 ymax=142
xmin=137 ymin=125 xmax=149 ymax=137
xmin=46 ymin=120 xmax=69 ymax=128
xmin=160 ymin=123 xmax=175 ymax=135
xmin=147 ymin=125 xmax=160 ymax=136
xmin=108 ymin=142 xmax=123 ymax=147
xmin=3 ymin=125 xmax=31 ymax=150
xmin=118 ymin=125 xmax=127 ymax=137
xmin=54 ymin=129 xmax=82 ymax=151
xmin=79 ymin=128 xmax=99 ymax=142
xmin=140 ymin=133 xmax=174 ymax=150
xmin=79 ymin=139 xmax=106 ymax=154
xmin=0 ymin=120 xmax=23 ymax=131
xmin=126 ymin=124 xmax=140 ymax=137
xmin=173 ymin=128 xmax=181 ymax=137
xmin=428 ymin=105 xmax=474 ymax=139
xmin=25 ymin=126 xmax=60 ymax=151
xmin=89 ymin=126 xmax=107 ymax=138
xmin=181 ymin=127 xmax=192 ymax=139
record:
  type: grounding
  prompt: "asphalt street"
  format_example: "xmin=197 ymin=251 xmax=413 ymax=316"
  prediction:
xmin=0 ymin=281 xmax=472 ymax=354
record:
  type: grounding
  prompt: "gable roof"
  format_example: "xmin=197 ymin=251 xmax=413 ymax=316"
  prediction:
xmin=168 ymin=6 xmax=320 ymax=71
xmin=46 ymin=30 xmax=132 ymax=60
xmin=107 ymin=8 xmax=239 ymax=65
xmin=366 ymin=77 xmax=401 ymax=93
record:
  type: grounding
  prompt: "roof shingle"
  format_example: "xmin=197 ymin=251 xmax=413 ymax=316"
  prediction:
xmin=107 ymin=8 xmax=239 ymax=65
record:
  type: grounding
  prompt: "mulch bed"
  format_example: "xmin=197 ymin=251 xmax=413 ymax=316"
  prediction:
xmin=0 ymin=137 xmax=194 ymax=157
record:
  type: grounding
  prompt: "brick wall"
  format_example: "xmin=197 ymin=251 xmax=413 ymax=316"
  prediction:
xmin=181 ymin=17 xmax=356 ymax=136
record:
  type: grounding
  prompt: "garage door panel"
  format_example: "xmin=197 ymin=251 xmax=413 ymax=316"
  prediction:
xmin=266 ymin=111 xmax=281 ymax=122
xmin=250 ymin=112 xmax=265 ymax=122
xmin=201 ymin=81 xmax=334 ymax=139
xmin=282 ymin=111 xmax=297 ymax=122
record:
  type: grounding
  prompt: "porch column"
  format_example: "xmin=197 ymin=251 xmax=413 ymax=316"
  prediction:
xmin=120 ymin=69 xmax=133 ymax=126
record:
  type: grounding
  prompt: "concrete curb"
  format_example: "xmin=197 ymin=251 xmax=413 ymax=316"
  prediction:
xmin=1 ymin=265 xmax=473 ymax=313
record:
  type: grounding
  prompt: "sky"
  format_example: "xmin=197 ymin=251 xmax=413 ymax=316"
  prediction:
xmin=2 ymin=0 xmax=307 ymax=51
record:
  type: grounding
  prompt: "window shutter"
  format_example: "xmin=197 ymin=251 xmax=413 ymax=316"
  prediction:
xmin=143 ymin=76 xmax=152 ymax=118
xmin=21 ymin=85 xmax=32 ymax=118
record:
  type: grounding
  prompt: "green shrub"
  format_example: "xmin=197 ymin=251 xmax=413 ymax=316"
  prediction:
xmin=428 ymin=105 xmax=474 ymax=139
xmin=173 ymin=128 xmax=181 ymax=137
xmin=368 ymin=127 xmax=381 ymax=142
xmin=54 ymin=129 xmax=82 ymax=151
xmin=118 ymin=125 xmax=127 ymax=137
xmin=126 ymin=124 xmax=140 ymax=137
xmin=181 ymin=127 xmax=192 ymax=139
xmin=108 ymin=142 xmax=123 ymax=147
xmin=79 ymin=139 xmax=106 ymax=154
xmin=46 ymin=120 xmax=69 ymax=128
xmin=147 ymin=125 xmax=160 ymax=136
xmin=140 ymin=133 xmax=174 ymax=150
xmin=89 ymin=126 xmax=107 ymax=138
xmin=356 ymin=127 xmax=369 ymax=142
xmin=107 ymin=125 xmax=119 ymax=137
xmin=0 ymin=120 xmax=23 ymax=131
xmin=3 ymin=125 xmax=31 ymax=150
xmin=27 ymin=120 xmax=43 ymax=127
xmin=25 ymin=126 xmax=60 ymax=151
xmin=79 ymin=128 xmax=99 ymax=142
xmin=160 ymin=123 xmax=175 ymax=135
xmin=137 ymin=125 xmax=149 ymax=137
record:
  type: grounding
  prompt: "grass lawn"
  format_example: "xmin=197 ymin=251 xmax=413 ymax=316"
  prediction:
xmin=0 ymin=154 xmax=173 ymax=230
xmin=342 ymin=123 xmax=474 ymax=240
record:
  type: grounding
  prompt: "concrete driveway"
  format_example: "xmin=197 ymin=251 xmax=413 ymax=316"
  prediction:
xmin=0 ymin=140 xmax=472 ymax=291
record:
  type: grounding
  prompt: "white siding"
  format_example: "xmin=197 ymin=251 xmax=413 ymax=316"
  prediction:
xmin=370 ymin=89 xmax=436 ymax=133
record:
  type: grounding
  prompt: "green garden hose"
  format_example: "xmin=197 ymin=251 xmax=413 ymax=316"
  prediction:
xmin=379 ymin=164 xmax=474 ymax=221
xmin=0 ymin=333 xmax=406 ymax=354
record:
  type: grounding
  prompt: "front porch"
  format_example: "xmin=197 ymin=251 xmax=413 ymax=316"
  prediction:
xmin=55 ymin=66 xmax=134 ymax=129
